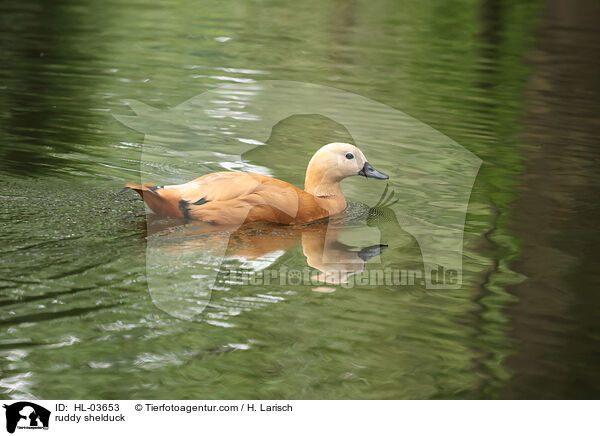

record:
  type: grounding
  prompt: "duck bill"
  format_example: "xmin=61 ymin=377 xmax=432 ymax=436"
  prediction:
xmin=358 ymin=162 xmax=389 ymax=180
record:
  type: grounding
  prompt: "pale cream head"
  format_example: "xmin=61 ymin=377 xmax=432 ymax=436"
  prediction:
xmin=304 ymin=142 xmax=388 ymax=196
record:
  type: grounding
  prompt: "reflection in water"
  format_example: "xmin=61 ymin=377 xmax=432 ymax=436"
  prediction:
xmin=0 ymin=1 xmax=100 ymax=176
xmin=503 ymin=0 xmax=600 ymax=399
xmin=301 ymin=225 xmax=386 ymax=285
xmin=144 ymin=195 xmax=408 ymax=322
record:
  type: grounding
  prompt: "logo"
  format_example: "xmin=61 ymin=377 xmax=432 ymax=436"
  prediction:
xmin=115 ymin=80 xmax=481 ymax=321
xmin=3 ymin=402 xmax=50 ymax=434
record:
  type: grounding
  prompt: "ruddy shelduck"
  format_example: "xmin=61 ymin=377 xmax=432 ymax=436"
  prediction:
xmin=123 ymin=142 xmax=389 ymax=225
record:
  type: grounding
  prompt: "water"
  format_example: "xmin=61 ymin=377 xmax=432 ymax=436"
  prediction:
xmin=1 ymin=0 xmax=599 ymax=399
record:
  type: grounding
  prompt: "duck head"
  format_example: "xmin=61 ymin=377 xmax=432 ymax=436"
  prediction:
xmin=304 ymin=142 xmax=388 ymax=198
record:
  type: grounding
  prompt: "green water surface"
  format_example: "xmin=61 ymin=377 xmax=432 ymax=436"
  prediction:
xmin=1 ymin=0 xmax=599 ymax=399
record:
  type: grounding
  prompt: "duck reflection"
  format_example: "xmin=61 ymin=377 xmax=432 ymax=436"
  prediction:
xmin=145 ymin=185 xmax=402 ymax=288
xmin=300 ymin=224 xmax=386 ymax=285
xmin=142 ymin=185 xmax=420 ymax=321
xmin=146 ymin=216 xmax=386 ymax=287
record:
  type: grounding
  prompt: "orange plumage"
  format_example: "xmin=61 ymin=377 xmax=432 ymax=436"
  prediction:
xmin=123 ymin=142 xmax=388 ymax=225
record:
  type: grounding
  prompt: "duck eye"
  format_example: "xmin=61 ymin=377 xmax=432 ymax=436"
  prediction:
xmin=345 ymin=152 xmax=354 ymax=160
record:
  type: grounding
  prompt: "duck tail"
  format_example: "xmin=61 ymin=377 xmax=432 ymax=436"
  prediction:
xmin=121 ymin=182 xmax=184 ymax=217
xmin=120 ymin=182 xmax=160 ymax=196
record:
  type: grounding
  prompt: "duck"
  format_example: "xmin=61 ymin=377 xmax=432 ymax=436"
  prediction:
xmin=122 ymin=142 xmax=389 ymax=225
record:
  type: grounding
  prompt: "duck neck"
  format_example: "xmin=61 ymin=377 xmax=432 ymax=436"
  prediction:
xmin=304 ymin=170 xmax=347 ymax=215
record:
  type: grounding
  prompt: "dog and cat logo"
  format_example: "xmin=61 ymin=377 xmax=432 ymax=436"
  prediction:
xmin=3 ymin=402 xmax=50 ymax=433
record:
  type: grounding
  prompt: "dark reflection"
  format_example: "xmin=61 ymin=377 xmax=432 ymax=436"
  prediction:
xmin=479 ymin=0 xmax=502 ymax=66
xmin=0 ymin=1 xmax=97 ymax=175
xmin=503 ymin=0 xmax=600 ymax=398
xmin=0 ymin=304 xmax=118 ymax=326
